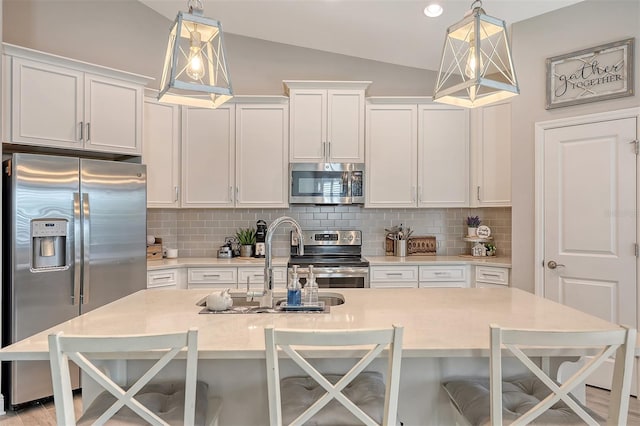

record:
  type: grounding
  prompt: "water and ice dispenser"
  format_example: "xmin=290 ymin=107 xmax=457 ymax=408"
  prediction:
xmin=31 ymin=219 xmax=68 ymax=270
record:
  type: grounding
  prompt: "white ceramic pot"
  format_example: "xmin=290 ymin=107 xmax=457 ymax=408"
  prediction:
xmin=467 ymin=227 xmax=477 ymax=237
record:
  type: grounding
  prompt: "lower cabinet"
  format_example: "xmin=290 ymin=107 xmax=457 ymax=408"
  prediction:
xmin=186 ymin=266 xmax=287 ymax=290
xmin=419 ymin=265 xmax=469 ymax=288
xmin=473 ymin=266 xmax=510 ymax=288
xmin=369 ymin=266 xmax=418 ymax=288
xmin=147 ymin=268 xmax=185 ymax=290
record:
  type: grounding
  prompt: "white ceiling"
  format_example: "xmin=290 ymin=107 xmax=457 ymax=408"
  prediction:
xmin=140 ymin=0 xmax=582 ymax=71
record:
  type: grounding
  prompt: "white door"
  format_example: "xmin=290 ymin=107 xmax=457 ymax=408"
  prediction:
xmin=543 ymin=117 xmax=637 ymax=390
xmin=289 ymin=89 xmax=326 ymax=162
xmin=327 ymin=90 xmax=365 ymax=162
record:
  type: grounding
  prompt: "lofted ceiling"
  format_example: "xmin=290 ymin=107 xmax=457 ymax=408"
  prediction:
xmin=140 ymin=0 xmax=582 ymax=71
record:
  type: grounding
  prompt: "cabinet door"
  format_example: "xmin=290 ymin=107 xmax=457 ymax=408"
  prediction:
xmin=289 ymin=89 xmax=326 ymax=162
xmin=84 ymin=74 xmax=143 ymax=154
xmin=472 ymin=102 xmax=511 ymax=206
xmin=327 ymin=90 xmax=365 ymax=162
xmin=11 ymin=57 xmax=83 ymax=149
xmin=418 ymin=105 xmax=469 ymax=207
xmin=235 ymin=103 xmax=289 ymax=207
xmin=365 ymin=104 xmax=417 ymax=207
xmin=182 ymin=106 xmax=235 ymax=207
xmin=147 ymin=269 xmax=179 ymax=289
xmin=143 ymin=100 xmax=180 ymax=208
xmin=238 ymin=267 xmax=287 ymax=291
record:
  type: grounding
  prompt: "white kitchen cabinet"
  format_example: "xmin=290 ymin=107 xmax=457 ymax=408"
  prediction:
xmin=369 ymin=266 xmax=418 ymax=288
xmin=285 ymin=81 xmax=370 ymax=163
xmin=143 ymin=98 xmax=180 ymax=208
xmin=147 ymin=269 xmax=183 ymax=290
xmin=235 ymin=99 xmax=289 ymax=207
xmin=473 ymin=265 xmax=510 ymax=288
xmin=366 ymin=103 xmax=418 ymax=207
xmin=366 ymin=98 xmax=469 ymax=208
xmin=238 ymin=266 xmax=287 ymax=291
xmin=181 ymin=105 xmax=236 ymax=207
xmin=187 ymin=267 xmax=238 ymax=290
xmin=418 ymin=104 xmax=469 ymax=207
xmin=419 ymin=265 xmax=469 ymax=288
xmin=471 ymin=101 xmax=512 ymax=206
xmin=3 ymin=44 xmax=148 ymax=155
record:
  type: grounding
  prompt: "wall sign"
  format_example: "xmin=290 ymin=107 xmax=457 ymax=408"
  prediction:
xmin=546 ymin=38 xmax=634 ymax=109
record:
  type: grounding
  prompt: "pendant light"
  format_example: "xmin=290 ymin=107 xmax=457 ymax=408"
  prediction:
xmin=158 ymin=0 xmax=233 ymax=109
xmin=433 ymin=0 xmax=519 ymax=108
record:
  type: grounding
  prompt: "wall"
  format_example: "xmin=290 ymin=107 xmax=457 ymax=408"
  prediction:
xmin=3 ymin=0 xmax=437 ymax=96
xmin=148 ymin=207 xmax=512 ymax=258
xmin=510 ymin=0 xmax=640 ymax=293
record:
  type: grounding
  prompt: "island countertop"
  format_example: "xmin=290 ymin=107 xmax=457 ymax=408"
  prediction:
xmin=0 ymin=288 xmax=620 ymax=361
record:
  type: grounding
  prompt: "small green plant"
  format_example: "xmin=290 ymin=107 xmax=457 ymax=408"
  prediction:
xmin=466 ymin=216 xmax=481 ymax=227
xmin=236 ymin=228 xmax=256 ymax=245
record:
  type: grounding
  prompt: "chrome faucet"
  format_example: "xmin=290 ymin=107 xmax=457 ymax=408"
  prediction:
xmin=262 ymin=216 xmax=304 ymax=308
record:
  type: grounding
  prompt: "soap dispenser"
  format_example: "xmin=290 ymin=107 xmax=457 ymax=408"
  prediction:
xmin=304 ymin=265 xmax=319 ymax=305
xmin=287 ymin=265 xmax=301 ymax=306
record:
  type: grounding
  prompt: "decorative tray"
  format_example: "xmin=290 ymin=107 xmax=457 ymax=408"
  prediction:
xmin=407 ymin=236 xmax=437 ymax=256
xmin=279 ymin=301 xmax=326 ymax=312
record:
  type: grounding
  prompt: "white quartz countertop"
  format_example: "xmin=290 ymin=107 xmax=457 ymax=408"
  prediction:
xmin=0 ymin=288 xmax=623 ymax=361
xmin=147 ymin=257 xmax=289 ymax=270
xmin=148 ymin=256 xmax=511 ymax=270
xmin=366 ymin=255 xmax=511 ymax=267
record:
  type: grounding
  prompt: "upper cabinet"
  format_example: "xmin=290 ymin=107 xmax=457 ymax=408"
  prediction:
xmin=180 ymin=97 xmax=289 ymax=208
xmin=470 ymin=102 xmax=512 ymax=207
xmin=143 ymin=98 xmax=180 ymax=208
xmin=284 ymin=81 xmax=370 ymax=163
xmin=365 ymin=98 xmax=469 ymax=208
xmin=3 ymin=44 xmax=150 ymax=155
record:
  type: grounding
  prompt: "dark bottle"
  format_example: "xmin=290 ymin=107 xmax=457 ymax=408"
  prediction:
xmin=254 ymin=219 xmax=267 ymax=258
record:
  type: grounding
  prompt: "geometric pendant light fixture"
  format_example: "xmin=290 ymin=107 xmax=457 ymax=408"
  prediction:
xmin=433 ymin=0 xmax=519 ymax=108
xmin=158 ymin=0 xmax=233 ymax=109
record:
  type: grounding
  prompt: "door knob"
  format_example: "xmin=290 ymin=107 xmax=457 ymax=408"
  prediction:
xmin=547 ymin=260 xmax=565 ymax=269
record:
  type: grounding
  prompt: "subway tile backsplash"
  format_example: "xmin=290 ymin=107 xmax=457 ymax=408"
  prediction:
xmin=147 ymin=207 xmax=511 ymax=258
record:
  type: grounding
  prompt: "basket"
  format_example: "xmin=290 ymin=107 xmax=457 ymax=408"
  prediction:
xmin=146 ymin=237 xmax=163 ymax=260
xmin=407 ymin=236 xmax=436 ymax=256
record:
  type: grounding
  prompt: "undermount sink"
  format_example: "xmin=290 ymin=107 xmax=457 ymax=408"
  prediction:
xmin=196 ymin=291 xmax=345 ymax=309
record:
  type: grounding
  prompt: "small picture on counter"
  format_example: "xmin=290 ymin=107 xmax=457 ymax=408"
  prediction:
xmin=476 ymin=225 xmax=491 ymax=238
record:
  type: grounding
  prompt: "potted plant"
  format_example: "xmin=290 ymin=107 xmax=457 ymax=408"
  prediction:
xmin=485 ymin=243 xmax=496 ymax=257
xmin=466 ymin=216 xmax=481 ymax=237
xmin=236 ymin=228 xmax=256 ymax=258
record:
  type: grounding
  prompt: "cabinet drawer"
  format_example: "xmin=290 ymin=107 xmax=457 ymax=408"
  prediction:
xmin=475 ymin=266 xmax=509 ymax=286
xmin=419 ymin=281 xmax=466 ymax=288
xmin=370 ymin=266 xmax=418 ymax=282
xmin=477 ymin=282 xmax=508 ymax=289
xmin=419 ymin=265 xmax=467 ymax=282
xmin=147 ymin=269 xmax=178 ymax=289
xmin=188 ymin=268 xmax=237 ymax=284
xmin=238 ymin=267 xmax=287 ymax=289
xmin=370 ymin=281 xmax=417 ymax=289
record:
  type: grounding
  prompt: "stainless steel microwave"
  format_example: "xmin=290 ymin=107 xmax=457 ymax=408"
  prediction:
xmin=289 ymin=163 xmax=365 ymax=205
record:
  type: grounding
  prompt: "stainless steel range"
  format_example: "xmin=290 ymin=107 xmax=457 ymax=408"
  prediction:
xmin=289 ymin=230 xmax=369 ymax=288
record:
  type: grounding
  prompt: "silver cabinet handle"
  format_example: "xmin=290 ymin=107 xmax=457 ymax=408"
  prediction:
xmin=151 ymin=275 xmax=173 ymax=281
xmin=547 ymin=260 xmax=565 ymax=269
xmin=482 ymin=273 xmax=501 ymax=278
xmin=235 ymin=186 xmax=239 ymax=202
xmin=174 ymin=186 xmax=179 ymax=202
xmin=253 ymin=274 xmax=263 ymax=277
xmin=79 ymin=122 xmax=84 ymax=142
xmin=72 ymin=193 xmax=81 ymax=305
xmin=82 ymin=193 xmax=91 ymax=304
xmin=418 ymin=185 xmax=423 ymax=203
xmin=229 ymin=186 xmax=233 ymax=202
xmin=477 ymin=186 xmax=481 ymax=201
xmin=322 ymin=141 xmax=326 ymax=159
xmin=386 ymin=272 xmax=403 ymax=276
xmin=434 ymin=272 xmax=450 ymax=276
xmin=327 ymin=141 xmax=331 ymax=159
xmin=86 ymin=122 xmax=91 ymax=142
xmin=203 ymin=274 xmax=221 ymax=278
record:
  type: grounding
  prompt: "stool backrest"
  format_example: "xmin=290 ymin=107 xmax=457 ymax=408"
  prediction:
xmin=48 ymin=328 xmax=199 ymax=426
xmin=265 ymin=325 xmax=403 ymax=426
xmin=490 ymin=324 xmax=636 ymax=426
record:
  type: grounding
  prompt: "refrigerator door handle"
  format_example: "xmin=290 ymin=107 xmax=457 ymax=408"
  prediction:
xmin=82 ymin=193 xmax=91 ymax=305
xmin=73 ymin=192 xmax=82 ymax=305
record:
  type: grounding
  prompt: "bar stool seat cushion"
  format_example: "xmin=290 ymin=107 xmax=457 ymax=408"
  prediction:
xmin=281 ymin=371 xmax=385 ymax=426
xmin=77 ymin=381 xmax=210 ymax=426
xmin=443 ymin=375 xmax=604 ymax=426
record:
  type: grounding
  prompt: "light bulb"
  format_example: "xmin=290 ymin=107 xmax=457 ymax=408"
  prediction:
xmin=186 ymin=31 xmax=205 ymax=81
xmin=424 ymin=3 xmax=443 ymax=17
xmin=464 ymin=35 xmax=483 ymax=79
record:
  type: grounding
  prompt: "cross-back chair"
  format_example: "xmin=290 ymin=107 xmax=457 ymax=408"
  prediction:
xmin=443 ymin=324 xmax=636 ymax=426
xmin=264 ymin=325 xmax=403 ymax=426
xmin=48 ymin=328 xmax=222 ymax=426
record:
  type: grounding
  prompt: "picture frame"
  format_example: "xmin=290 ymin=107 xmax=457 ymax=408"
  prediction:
xmin=546 ymin=38 xmax=634 ymax=109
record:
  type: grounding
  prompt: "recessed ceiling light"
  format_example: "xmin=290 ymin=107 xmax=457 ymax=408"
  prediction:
xmin=424 ymin=3 xmax=443 ymax=18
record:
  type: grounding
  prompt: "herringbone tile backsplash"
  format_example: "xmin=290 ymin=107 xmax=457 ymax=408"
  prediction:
xmin=148 ymin=207 xmax=511 ymax=258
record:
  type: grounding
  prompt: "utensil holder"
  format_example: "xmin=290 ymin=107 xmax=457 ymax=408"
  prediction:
xmin=394 ymin=240 xmax=407 ymax=257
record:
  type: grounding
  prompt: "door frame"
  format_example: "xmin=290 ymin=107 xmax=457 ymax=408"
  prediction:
xmin=533 ymin=107 xmax=640 ymax=321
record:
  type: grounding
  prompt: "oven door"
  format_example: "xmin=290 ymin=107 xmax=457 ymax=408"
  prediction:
xmin=292 ymin=266 xmax=369 ymax=288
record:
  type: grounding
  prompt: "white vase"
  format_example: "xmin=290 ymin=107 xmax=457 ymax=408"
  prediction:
xmin=467 ymin=227 xmax=477 ymax=237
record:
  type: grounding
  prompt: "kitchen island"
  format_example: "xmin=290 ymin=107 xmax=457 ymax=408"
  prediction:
xmin=0 ymin=288 xmax=626 ymax=424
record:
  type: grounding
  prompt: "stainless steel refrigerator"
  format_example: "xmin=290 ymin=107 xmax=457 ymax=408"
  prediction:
xmin=2 ymin=153 xmax=147 ymax=408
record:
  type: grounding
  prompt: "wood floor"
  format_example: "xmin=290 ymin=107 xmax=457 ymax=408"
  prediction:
xmin=0 ymin=386 xmax=638 ymax=425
